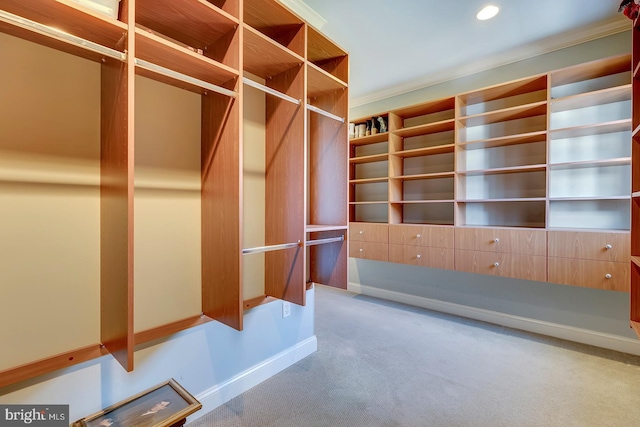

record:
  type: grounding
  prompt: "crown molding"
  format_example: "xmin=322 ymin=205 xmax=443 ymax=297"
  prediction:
xmin=277 ymin=0 xmax=327 ymax=29
xmin=351 ymin=16 xmax=630 ymax=108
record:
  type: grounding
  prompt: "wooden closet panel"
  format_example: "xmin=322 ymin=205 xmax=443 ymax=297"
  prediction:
xmin=202 ymin=87 xmax=243 ymax=330
xmin=455 ymin=227 xmax=546 ymax=255
xmin=350 ymin=241 xmax=389 ymax=262
xmin=309 ymin=230 xmax=348 ymax=288
xmin=495 ymin=253 xmax=547 ymax=281
xmin=265 ymin=66 xmax=306 ymax=305
xmin=100 ymin=56 xmax=134 ymax=371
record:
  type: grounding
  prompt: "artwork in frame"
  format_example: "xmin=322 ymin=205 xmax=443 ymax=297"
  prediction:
xmin=72 ymin=379 xmax=202 ymax=427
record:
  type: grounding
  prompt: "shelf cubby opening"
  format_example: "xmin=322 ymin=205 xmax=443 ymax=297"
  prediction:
xmin=352 ymin=140 xmax=388 ymax=157
xmin=400 ymin=177 xmax=454 ymax=202
xmin=392 ymin=97 xmax=456 ymax=128
xmin=549 ymin=127 xmax=631 ymax=165
xmin=394 ymin=202 xmax=455 ymax=226
xmin=307 ymin=25 xmax=348 ymax=84
xmin=458 ymin=139 xmax=546 ymax=172
xmin=458 ymin=110 xmax=547 ymax=143
xmin=548 ymin=199 xmax=630 ymax=230
xmin=397 ymin=129 xmax=455 ymax=152
xmin=352 ymin=159 xmax=388 ymax=181
xmin=134 ymin=27 xmax=239 ymax=91
xmin=244 ymin=26 xmax=304 ymax=80
xmin=458 ymin=201 xmax=546 ymax=228
xmin=136 ymin=0 xmax=239 ymax=69
xmin=308 ymin=63 xmax=347 ymax=98
xmin=458 ymin=75 xmax=548 ymax=117
xmin=458 ymin=170 xmax=546 ymax=200
xmin=550 ymin=98 xmax=631 ymax=130
xmin=0 ymin=0 xmax=128 ymax=55
xmin=395 ymin=151 xmax=455 ymax=177
xmin=550 ymin=54 xmax=631 ymax=98
xmin=244 ymin=0 xmax=305 ymax=57
xmin=351 ymin=203 xmax=389 ymax=223
xmin=350 ymin=181 xmax=388 ymax=203
xmin=549 ymin=164 xmax=631 ymax=199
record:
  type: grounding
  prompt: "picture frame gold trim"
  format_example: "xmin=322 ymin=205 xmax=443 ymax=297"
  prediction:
xmin=72 ymin=379 xmax=202 ymax=427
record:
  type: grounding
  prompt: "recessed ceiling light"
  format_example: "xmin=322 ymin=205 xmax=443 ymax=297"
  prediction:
xmin=476 ymin=5 xmax=500 ymax=20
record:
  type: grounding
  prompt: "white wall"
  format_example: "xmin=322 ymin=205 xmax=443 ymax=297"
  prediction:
xmin=0 ymin=289 xmax=316 ymax=423
xmin=348 ymin=32 xmax=640 ymax=354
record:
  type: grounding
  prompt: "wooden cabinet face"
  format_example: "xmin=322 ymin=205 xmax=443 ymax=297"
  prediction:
xmin=548 ymin=258 xmax=630 ymax=292
xmin=349 ymin=222 xmax=389 ymax=243
xmin=455 ymin=250 xmax=497 ymax=275
xmin=495 ymin=253 xmax=547 ymax=282
xmin=349 ymin=241 xmax=389 ymax=262
xmin=455 ymin=250 xmax=546 ymax=281
xmin=389 ymin=244 xmax=454 ymax=269
xmin=455 ymin=227 xmax=546 ymax=255
xmin=389 ymin=224 xmax=454 ymax=248
xmin=548 ymin=231 xmax=630 ymax=262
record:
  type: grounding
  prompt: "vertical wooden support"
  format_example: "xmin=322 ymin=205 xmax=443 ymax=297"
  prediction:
xmin=100 ymin=0 xmax=134 ymax=371
xmin=265 ymin=64 xmax=306 ymax=305
xmin=202 ymin=80 xmax=242 ymax=330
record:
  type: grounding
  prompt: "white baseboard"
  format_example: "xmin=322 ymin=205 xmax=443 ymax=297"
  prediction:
xmin=348 ymin=282 xmax=640 ymax=356
xmin=187 ymin=336 xmax=318 ymax=422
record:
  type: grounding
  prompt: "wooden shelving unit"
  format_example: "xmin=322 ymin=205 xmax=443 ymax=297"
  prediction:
xmin=348 ymin=53 xmax=632 ymax=287
xmin=631 ymin=17 xmax=640 ymax=337
xmin=0 ymin=0 xmax=348 ymax=387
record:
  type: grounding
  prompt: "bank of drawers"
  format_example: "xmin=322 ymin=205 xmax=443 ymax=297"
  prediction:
xmin=455 ymin=228 xmax=547 ymax=281
xmin=547 ymin=231 xmax=630 ymax=291
xmin=349 ymin=223 xmax=389 ymax=262
xmin=348 ymin=223 xmax=630 ymax=292
xmin=389 ymin=224 xmax=454 ymax=270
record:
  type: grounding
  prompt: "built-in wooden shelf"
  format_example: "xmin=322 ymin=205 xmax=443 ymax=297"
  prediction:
xmin=349 ymin=153 xmax=389 ymax=164
xmin=460 ymin=102 xmax=547 ymax=127
xmin=243 ymin=25 xmax=303 ymax=78
xmin=393 ymin=120 xmax=455 ymax=139
xmin=458 ymin=164 xmax=547 ymax=176
xmin=391 ymin=172 xmax=455 ymax=181
xmin=307 ymin=62 xmax=347 ymax=99
xmin=350 ymin=133 xmax=389 ymax=146
xmin=393 ymin=144 xmax=455 ymax=158
xmin=550 ymin=85 xmax=631 ymax=113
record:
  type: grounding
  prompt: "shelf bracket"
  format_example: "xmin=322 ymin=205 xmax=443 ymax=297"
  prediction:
xmin=242 ymin=77 xmax=301 ymax=105
xmin=0 ymin=10 xmax=126 ymax=61
xmin=134 ymin=59 xmax=237 ymax=98
xmin=242 ymin=240 xmax=302 ymax=255
xmin=306 ymin=104 xmax=345 ymax=123
xmin=306 ymin=235 xmax=345 ymax=246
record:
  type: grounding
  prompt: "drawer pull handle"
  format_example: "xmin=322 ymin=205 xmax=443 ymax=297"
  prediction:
xmin=494 ymin=262 xmax=500 ymax=267
xmin=359 ymin=230 xmax=364 ymax=234
xmin=416 ymin=234 xmax=421 ymax=238
xmin=605 ymin=244 xmax=612 ymax=250
xmin=605 ymin=273 xmax=612 ymax=279
xmin=416 ymin=254 xmax=421 ymax=259
xmin=359 ymin=248 xmax=364 ymax=252
xmin=494 ymin=238 xmax=500 ymax=243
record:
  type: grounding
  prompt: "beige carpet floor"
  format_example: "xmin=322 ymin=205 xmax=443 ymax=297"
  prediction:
xmin=190 ymin=285 xmax=640 ymax=426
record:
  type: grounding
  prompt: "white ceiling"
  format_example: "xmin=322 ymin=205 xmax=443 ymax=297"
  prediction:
xmin=285 ymin=0 xmax=629 ymax=107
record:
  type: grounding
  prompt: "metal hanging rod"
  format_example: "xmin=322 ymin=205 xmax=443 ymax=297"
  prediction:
xmin=306 ymin=235 xmax=345 ymax=247
xmin=135 ymin=59 xmax=237 ymax=98
xmin=242 ymin=77 xmax=301 ymax=105
xmin=306 ymin=104 xmax=345 ymax=123
xmin=0 ymin=10 xmax=126 ymax=61
xmin=242 ymin=240 xmax=301 ymax=255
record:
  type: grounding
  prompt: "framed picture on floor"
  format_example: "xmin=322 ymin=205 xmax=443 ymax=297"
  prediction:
xmin=72 ymin=379 xmax=202 ymax=427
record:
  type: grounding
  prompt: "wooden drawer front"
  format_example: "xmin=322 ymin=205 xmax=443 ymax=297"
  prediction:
xmin=455 ymin=250 xmax=496 ymax=276
xmin=548 ymin=258 xmax=630 ymax=292
xmin=389 ymin=244 xmax=454 ymax=270
xmin=389 ymin=225 xmax=454 ymax=248
xmin=349 ymin=223 xmax=389 ymax=243
xmin=548 ymin=231 xmax=630 ymax=262
xmin=349 ymin=241 xmax=389 ymax=262
xmin=455 ymin=228 xmax=546 ymax=256
xmin=495 ymin=253 xmax=547 ymax=282
xmin=455 ymin=250 xmax=546 ymax=281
